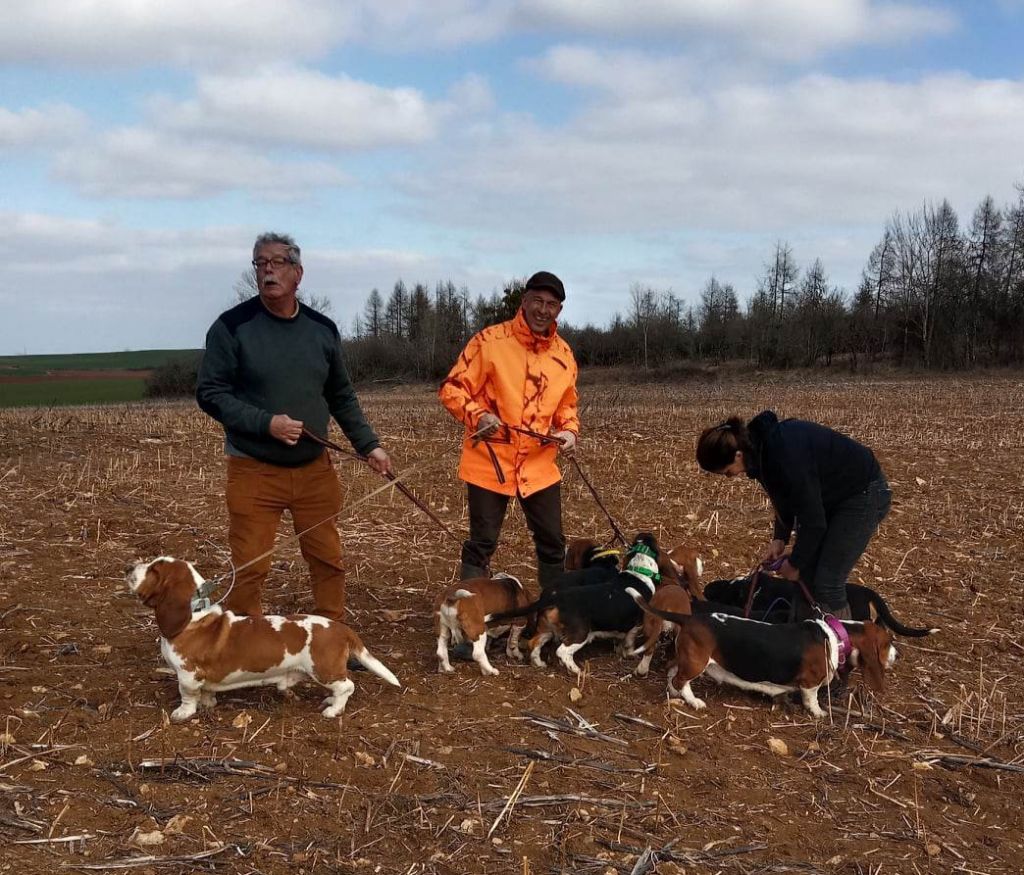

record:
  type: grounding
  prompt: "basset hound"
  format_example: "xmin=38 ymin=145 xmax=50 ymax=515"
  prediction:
xmin=633 ymin=581 xmax=693 ymax=678
xmin=435 ymin=573 xmax=532 ymax=676
xmin=565 ymin=538 xmax=703 ymax=597
xmin=128 ymin=557 xmax=400 ymax=721
xmin=702 ymin=574 xmax=938 ymax=637
xmin=627 ymin=588 xmax=896 ymax=718
xmin=489 ymin=533 xmax=663 ymax=676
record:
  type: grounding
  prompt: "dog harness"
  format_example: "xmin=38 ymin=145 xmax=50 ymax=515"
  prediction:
xmin=824 ymin=615 xmax=852 ymax=670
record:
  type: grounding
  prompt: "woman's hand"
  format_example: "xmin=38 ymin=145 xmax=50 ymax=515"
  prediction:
xmin=777 ymin=559 xmax=800 ymax=581
xmin=763 ymin=539 xmax=786 ymax=563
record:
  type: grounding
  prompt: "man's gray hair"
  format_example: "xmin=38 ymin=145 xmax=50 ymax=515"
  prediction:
xmin=253 ymin=232 xmax=301 ymax=266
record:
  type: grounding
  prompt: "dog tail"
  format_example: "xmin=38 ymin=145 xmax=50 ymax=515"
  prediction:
xmin=486 ymin=596 xmax=546 ymax=624
xmin=864 ymin=588 xmax=939 ymax=637
xmin=492 ymin=572 xmax=524 ymax=589
xmin=444 ymin=589 xmax=476 ymax=606
xmin=625 ymin=587 xmax=691 ymax=628
xmin=351 ymin=647 xmax=401 ymax=687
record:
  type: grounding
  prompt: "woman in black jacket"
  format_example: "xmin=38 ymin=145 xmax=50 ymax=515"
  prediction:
xmin=696 ymin=411 xmax=891 ymax=618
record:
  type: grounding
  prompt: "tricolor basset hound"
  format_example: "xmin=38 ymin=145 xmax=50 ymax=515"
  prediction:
xmin=565 ymin=539 xmax=704 ymax=597
xmin=633 ymin=581 xmax=693 ymax=678
xmin=627 ymin=588 xmax=896 ymax=718
xmin=128 ymin=557 xmax=400 ymax=721
xmin=702 ymin=574 xmax=938 ymax=637
xmin=435 ymin=573 xmax=532 ymax=676
xmin=489 ymin=533 xmax=663 ymax=676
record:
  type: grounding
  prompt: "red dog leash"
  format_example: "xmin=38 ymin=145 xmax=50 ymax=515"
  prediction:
xmin=301 ymin=427 xmax=461 ymax=545
xmin=495 ymin=422 xmax=629 ymax=547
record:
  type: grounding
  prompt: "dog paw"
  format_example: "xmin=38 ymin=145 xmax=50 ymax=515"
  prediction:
xmin=507 ymin=649 xmax=525 ymax=662
xmin=687 ymin=698 xmax=707 ymax=711
xmin=482 ymin=666 xmax=500 ymax=677
xmin=438 ymin=664 xmax=455 ymax=674
xmin=634 ymin=665 xmax=649 ymax=677
xmin=321 ymin=705 xmax=344 ymax=718
xmin=170 ymin=706 xmax=196 ymax=722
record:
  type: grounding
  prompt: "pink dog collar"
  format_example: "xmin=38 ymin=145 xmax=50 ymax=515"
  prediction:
xmin=825 ymin=616 xmax=852 ymax=670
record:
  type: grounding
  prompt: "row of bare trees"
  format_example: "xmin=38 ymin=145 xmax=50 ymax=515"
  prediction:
xmin=343 ymin=185 xmax=1024 ymax=377
xmin=148 ymin=184 xmax=1023 ymax=395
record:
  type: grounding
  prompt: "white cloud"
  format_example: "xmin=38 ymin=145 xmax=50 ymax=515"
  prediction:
xmin=2 ymin=0 xmax=954 ymax=70
xmin=44 ymin=65 xmax=491 ymax=199
xmin=347 ymin=1 xmax=514 ymax=49
xmin=0 ymin=104 xmax=86 ymax=148
xmin=403 ymin=56 xmax=1024 ymax=240
xmin=0 ymin=0 xmax=351 ymax=68
xmin=517 ymin=0 xmax=955 ymax=59
xmin=0 ymin=212 xmax=504 ymax=353
xmin=0 ymin=1 xmax=514 ymax=68
xmin=156 ymin=67 xmax=454 ymax=151
xmin=53 ymin=127 xmax=349 ymax=199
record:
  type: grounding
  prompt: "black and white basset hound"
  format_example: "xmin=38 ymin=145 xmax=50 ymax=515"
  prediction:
xmin=627 ymin=588 xmax=897 ymax=718
xmin=489 ymin=533 xmax=663 ymax=675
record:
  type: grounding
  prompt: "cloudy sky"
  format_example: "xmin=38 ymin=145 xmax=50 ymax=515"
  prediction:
xmin=3 ymin=1 xmax=1023 ymax=355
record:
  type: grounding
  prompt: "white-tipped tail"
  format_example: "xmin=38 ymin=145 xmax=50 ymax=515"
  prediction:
xmin=446 ymin=589 xmax=476 ymax=604
xmin=493 ymin=572 xmax=523 ymax=589
xmin=695 ymin=556 xmax=704 ymax=578
xmin=624 ymin=587 xmax=643 ymax=602
xmin=353 ymin=648 xmax=401 ymax=687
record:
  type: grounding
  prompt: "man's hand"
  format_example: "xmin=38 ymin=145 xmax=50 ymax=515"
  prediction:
xmin=365 ymin=447 xmax=393 ymax=476
xmin=475 ymin=413 xmax=502 ymax=438
xmin=269 ymin=414 xmax=303 ymax=446
xmin=762 ymin=539 xmax=786 ymax=563
xmin=551 ymin=430 xmax=577 ymax=456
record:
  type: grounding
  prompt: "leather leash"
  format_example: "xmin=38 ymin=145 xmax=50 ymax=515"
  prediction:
xmin=477 ymin=419 xmax=629 ymax=548
xmin=743 ymin=557 xmax=820 ymax=619
xmin=301 ymin=427 xmax=461 ymax=545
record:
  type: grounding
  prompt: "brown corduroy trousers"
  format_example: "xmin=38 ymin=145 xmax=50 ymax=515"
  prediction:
xmin=223 ymin=452 xmax=346 ymax=620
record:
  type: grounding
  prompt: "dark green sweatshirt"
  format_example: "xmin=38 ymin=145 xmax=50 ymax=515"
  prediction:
xmin=196 ymin=297 xmax=379 ymax=466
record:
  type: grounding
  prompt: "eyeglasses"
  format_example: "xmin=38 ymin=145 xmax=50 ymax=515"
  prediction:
xmin=252 ymin=256 xmax=295 ymax=270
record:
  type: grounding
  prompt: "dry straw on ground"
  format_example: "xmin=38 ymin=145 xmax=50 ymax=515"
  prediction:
xmin=1 ymin=376 xmax=1023 ymax=873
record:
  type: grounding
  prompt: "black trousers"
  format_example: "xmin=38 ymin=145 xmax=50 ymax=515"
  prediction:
xmin=806 ymin=475 xmax=892 ymax=611
xmin=462 ymin=482 xmax=565 ymax=571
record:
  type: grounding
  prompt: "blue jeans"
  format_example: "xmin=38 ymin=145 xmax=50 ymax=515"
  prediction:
xmin=807 ymin=476 xmax=892 ymax=611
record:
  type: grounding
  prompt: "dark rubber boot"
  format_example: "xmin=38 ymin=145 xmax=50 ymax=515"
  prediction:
xmin=460 ymin=562 xmax=488 ymax=581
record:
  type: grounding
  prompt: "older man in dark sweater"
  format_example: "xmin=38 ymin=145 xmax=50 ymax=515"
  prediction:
xmin=197 ymin=232 xmax=391 ymax=620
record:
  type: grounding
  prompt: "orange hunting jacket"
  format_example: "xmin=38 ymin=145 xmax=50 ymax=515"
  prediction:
xmin=439 ymin=310 xmax=580 ymax=497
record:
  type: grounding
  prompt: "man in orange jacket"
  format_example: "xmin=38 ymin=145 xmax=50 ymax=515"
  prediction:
xmin=439 ymin=271 xmax=580 ymax=590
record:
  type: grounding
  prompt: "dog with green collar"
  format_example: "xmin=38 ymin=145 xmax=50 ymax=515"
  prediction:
xmin=487 ymin=532 xmax=664 ymax=676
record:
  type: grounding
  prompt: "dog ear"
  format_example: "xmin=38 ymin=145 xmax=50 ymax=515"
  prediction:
xmin=565 ymin=538 xmax=598 ymax=570
xmin=148 ymin=562 xmax=195 ymax=639
xmin=858 ymin=626 xmax=886 ymax=692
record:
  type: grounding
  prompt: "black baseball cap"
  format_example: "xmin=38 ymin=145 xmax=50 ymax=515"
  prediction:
xmin=524 ymin=270 xmax=565 ymax=301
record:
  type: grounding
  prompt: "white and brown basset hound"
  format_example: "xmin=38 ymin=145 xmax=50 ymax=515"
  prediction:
xmin=128 ymin=557 xmax=400 ymax=721
xmin=627 ymin=588 xmax=896 ymax=718
xmin=435 ymin=573 xmax=532 ymax=676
